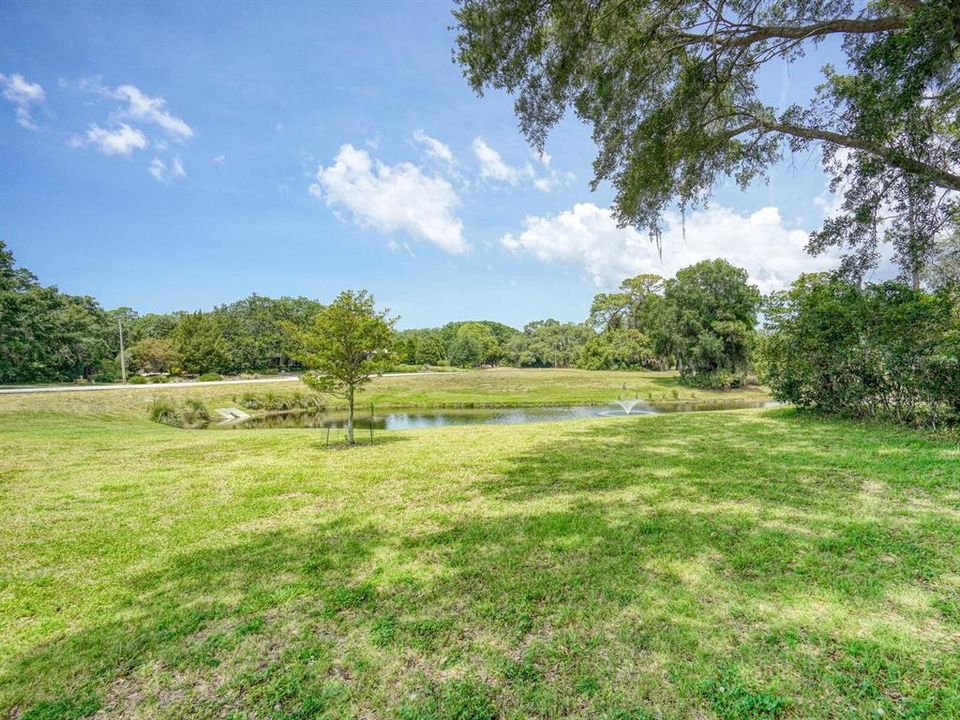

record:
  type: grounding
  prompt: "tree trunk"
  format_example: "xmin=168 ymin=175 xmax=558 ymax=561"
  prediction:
xmin=347 ymin=387 xmax=355 ymax=444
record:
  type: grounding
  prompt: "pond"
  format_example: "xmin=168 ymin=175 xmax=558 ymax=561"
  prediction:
xmin=208 ymin=399 xmax=776 ymax=431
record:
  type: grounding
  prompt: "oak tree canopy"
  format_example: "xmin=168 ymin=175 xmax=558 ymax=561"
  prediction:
xmin=454 ymin=0 xmax=960 ymax=282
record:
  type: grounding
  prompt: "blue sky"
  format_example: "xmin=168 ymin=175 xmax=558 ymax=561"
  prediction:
xmin=1 ymin=0 xmax=851 ymax=329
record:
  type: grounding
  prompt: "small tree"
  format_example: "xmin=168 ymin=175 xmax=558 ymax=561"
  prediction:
xmin=128 ymin=337 xmax=181 ymax=374
xmin=287 ymin=290 xmax=396 ymax=444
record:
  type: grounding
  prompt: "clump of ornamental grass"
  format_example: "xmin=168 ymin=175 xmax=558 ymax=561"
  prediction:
xmin=148 ymin=398 xmax=182 ymax=427
xmin=147 ymin=398 xmax=210 ymax=429
xmin=181 ymin=398 xmax=210 ymax=426
xmin=237 ymin=391 xmax=324 ymax=412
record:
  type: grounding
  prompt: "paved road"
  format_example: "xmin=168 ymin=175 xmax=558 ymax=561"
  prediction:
xmin=0 ymin=372 xmax=452 ymax=395
xmin=0 ymin=376 xmax=304 ymax=395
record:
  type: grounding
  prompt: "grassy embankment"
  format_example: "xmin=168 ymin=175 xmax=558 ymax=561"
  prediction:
xmin=1 ymin=369 xmax=958 ymax=718
xmin=0 ymin=368 xmax=768 ymax=418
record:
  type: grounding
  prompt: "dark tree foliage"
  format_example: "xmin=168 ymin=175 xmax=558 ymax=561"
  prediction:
xmin=395 ymin=321 xmax=520 ymax=368
xmin=0 ymin=241 xmax=112 ymax=383
xmin=664 ymin=259 xmax=761 ymax=377
xmin=584 ymin=274 xmax=671 ymax=369
xmin=761 ymin=274 xmax=960 ymax=425
xmin=0 ymin=242 xmax=341 ymax=383
xmin=577 ymin=327 xmax=656 ymax=370
xmin=394 ymin=329 xmax=448 ymax=365
xmin=213 ymin=294 xmax=323 ymax=372
xmin=449 ymin=323 xmax=502 ymax=366
xmin=454 ymin=0 xmax=960 ymax=279
xmin=174 ymin=312 xmax=231 ymax=375
xmin=127 ymin=312 xmax=182 ymax=343
xmin=504 ymin=319 xmax=594 ymax=367
xmin=438 ymin=320 xmax=519 ymax=357
xmin=585 ymin=264 xmax=760 ymax=376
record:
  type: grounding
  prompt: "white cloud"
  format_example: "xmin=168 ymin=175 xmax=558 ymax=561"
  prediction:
xmin=413 ymin=129 xmax=455 ymax=165
xmin=387 ymin=238 xmax=415 ymax=257
xmin=500 ymin=202 xmax=836 ymax=292
xmin=212 ymin=154 xmax=226 ymax=164
xmin=75 ymin=123 xmax=148 ymax=156
xmin=148 ymin=155 xmax=186 ymax=183
xmin=473 ymin=137 xmax=572 ymax=192
xmin=111 ymin=84 xmax=192 ymax=138
xmin=68 ymin=79 xmax=192 ymax=178
xmin=533 ymin=177 xmax=554 ymax=192
xmin=311 ymin=144 xmax=468 ymax=254
xmin=533 ymin=169 xmax=576 ymax=192
xmin=473 ymin=137 xmax=532 ymax=184
xmin=0 ymin=72 xmax=45 ymax=129
xmin=73 ymin=78 xmax=193 ymax=139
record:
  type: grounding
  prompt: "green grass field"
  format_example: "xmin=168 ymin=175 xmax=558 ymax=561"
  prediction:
xmin=1 ymin=370 xmax=958 ymax=719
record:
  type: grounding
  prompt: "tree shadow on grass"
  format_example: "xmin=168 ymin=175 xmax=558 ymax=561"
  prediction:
xmin=4 ymin=410 xmax=959 ymax=719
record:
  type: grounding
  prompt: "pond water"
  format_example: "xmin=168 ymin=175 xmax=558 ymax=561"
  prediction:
xmin=208 ymin=399 xmax=776 ymax=431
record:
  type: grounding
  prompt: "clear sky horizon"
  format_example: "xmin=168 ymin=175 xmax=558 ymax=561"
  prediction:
xmin=0 ymin=0 xmax=885 ymax=329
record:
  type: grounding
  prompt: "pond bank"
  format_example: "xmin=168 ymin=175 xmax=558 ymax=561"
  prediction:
xmin=209 ymin=399 xmax=780 ymax=431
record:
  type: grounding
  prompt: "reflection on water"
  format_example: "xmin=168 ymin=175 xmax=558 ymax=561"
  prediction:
xmin=208 ymin=399 xmax=776 ymax=431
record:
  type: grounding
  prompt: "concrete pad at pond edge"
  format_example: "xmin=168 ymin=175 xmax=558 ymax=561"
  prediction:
xmin=214 ymin=408 xmax=251 ymax=422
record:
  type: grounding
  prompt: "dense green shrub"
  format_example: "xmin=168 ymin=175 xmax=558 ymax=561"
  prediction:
xmin=147 ymin=397 xmax=211 ymax=428
xmin=181 ymin=398 xmax=210 ymax=426
xmin=576 ymin=328 xmax=656 ymax=370
xmin=761 ymin=275 xmax=959 ymax=427
xmin=148 ymin=375 xmax=170 ymax=383
xmin=237 ymin=391 xmax=324 ymax=412
xmin=238 ymin=392 xmax=263 ymax=410
xmin=148 ymin=398 xmax=182 ymax=427
xmin=127 ymin=375 xmax=147 ymax=384
xmin=682 ymin=369 xmax=752 ymax=390
xmin=383 ymin=363 xmax=426 ymax=374
xmin=90 ymin=358 xmax=121 ymax=383
xmin=197 ymin=373 xmax=222 ymax=382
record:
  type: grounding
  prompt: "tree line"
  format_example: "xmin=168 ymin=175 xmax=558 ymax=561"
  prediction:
xmin=4 ymin=238 xmax=958 ymax=428
xmin=0 ymin=241 xmax=322 ymax=383
xmin=394 ymin=259 xmax=761 ymax=388
xmin=1 ymin=239 xmax=763 ymax=384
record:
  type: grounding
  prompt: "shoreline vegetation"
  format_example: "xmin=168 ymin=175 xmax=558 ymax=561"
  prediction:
xmin=0 ymin=368 xmax=771 ymax=419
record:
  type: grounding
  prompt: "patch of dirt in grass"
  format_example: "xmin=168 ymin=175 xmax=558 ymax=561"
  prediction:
xmin=902 ymin=491 xmax=960 ymax=520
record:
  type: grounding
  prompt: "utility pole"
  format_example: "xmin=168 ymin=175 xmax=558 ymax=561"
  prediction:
xmin=118 ymin=317 xmax=127 ymax=383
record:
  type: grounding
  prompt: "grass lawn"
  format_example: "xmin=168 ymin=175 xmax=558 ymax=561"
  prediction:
xmin=0 ymin=368 xmax=769 ymax=418
xmin=1 ymin=372 xmax=958 ymax=719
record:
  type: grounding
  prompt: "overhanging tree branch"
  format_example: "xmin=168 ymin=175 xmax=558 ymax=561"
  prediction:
xmin=730 ymin=116 xmax=960 ymax=192
xmin=677 ymin=15 xmax=909 ymax=47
